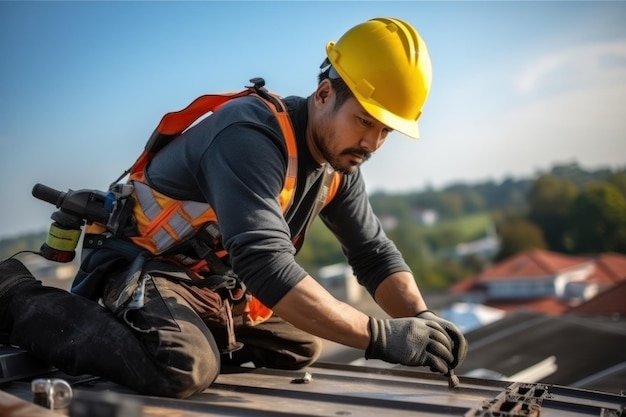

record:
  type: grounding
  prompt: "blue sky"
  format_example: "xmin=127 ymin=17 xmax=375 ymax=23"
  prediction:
xmin=1 ymin=1 xmax=625 ymax=239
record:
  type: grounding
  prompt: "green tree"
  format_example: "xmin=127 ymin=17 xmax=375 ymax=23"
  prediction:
xmin=495 ymin=217 xmax=547 ymax=261
xmin=462 ymin=190 xmax=486 ymax=213
xmin=565 ymin=182 xmax=626 ymax=254
xmin=369 ymin=192 xmax=412 ymax=221
xmin=384 ymin=220 xmax=425 ymax=271
xmin=438 ymin=192 xmax=464 ymax=218
xmin=608 ymin=171 xmax=626 ymax=199
xmin=527 ymin=175 xmax=578 ymax=252
xmin=423 ymin=225 xmax=464 ymax=253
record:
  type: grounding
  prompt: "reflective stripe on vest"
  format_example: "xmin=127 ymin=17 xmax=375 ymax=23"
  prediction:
xmin=130 ymin=182 xmax=213 ymax=254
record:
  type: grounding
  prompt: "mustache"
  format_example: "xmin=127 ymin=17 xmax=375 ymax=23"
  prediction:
xmin=340 ymin=147 xmax=372 ymax=161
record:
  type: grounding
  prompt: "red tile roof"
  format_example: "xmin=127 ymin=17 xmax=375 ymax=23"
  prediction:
xmin=450 ymin=250 xmax=626 ymax=315
xmin=452 ymin=250 xmax=626 ymax=291
xmin=476 ymin=249 xmax=590 ymax=282
xmin=588 ymin=252 xmax=626 ymax=285
xmin=566 ymin=280 xmax=626 ymax=316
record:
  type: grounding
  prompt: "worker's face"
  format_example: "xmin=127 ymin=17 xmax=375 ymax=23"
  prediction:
xmin=311 ymin=81 xmax=392 ymax=175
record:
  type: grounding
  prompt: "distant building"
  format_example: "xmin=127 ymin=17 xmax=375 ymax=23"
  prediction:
xmin=441 ymin=302 xmax=506 ymax=333
xmin=318 ymin=263 xmax=364 ymax=305
xmin=567 ymin=279 xmax=626 ymax=317
xmin=453 ymin=223 xmax=500 ymax=260
xmin=413 ymin=208 xmax=438 ymax=226
xmin=377 ymin=215 xmax=398 ymax=230
xmin=451 ymin=249 xmax=626 ymax=315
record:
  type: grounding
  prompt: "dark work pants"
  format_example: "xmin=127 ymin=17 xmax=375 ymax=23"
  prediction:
xmin=5 ymin=271 xmax=321 ymax=398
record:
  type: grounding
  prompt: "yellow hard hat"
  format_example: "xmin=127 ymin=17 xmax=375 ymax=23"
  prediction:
xmin=325 ymin=17 xmax=432 ymax=139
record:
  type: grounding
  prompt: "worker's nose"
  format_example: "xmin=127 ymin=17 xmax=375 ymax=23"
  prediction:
xmin=359 ymin=131 xmax=386 ymax=152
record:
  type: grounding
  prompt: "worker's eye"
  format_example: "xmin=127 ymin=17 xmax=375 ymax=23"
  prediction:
xmin=357 ymin=117 xmax=372 ymax=127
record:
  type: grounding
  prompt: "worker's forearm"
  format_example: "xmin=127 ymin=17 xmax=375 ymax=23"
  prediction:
xmin=374 ymin=271 xmax=428 ymax=318
xmin=272 ymin=275 xmax=370 ymax=350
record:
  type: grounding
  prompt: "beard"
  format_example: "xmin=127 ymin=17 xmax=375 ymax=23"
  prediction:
xmin=324 ymin=147 xmax=372 ymax=175
xmin=313 ymin=117 xmax=372 ymax=175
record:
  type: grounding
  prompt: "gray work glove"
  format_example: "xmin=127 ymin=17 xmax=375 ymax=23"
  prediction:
xmin=415 ymin=310 xmax=468 ymax=369
xmin=365 ymin=316 xmax=454 ymax=374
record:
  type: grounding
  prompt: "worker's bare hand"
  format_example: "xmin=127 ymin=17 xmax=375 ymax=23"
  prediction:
xmin=365 ymin=317 xmax=454 ymax=374
xmin=415 ymin=310 xmax=468 ymax=369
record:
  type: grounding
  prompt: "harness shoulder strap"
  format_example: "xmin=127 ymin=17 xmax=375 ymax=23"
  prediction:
xmin=324 ymin=170 xmax=342 ymax=207
xmin=132 ymin=79 xmax=297 ymax=213
xmin=292 ymin=169 xmax=342 ymax=250
xmin=129 ymin=87 xmax=251 ymax=178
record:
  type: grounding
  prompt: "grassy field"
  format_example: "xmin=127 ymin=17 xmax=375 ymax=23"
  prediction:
xmin=444 ymin=212 xmax=492 ymax=237
xmin=418 ymin=212 xmax=494 ymax=243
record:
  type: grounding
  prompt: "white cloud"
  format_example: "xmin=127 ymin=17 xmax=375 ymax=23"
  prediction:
xmin=516 ymin=40 xmax=626 ymax=95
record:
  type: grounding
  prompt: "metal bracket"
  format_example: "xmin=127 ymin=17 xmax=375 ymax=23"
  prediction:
xmin=465 ymin=382 xmax=552 ymax=417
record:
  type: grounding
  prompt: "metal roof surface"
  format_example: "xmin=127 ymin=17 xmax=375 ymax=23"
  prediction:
xmin=2 ymin=356 xmax=626 ymax=417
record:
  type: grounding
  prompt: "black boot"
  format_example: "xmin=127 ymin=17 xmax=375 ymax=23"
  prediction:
xmin=0 ymin=258 xmax=40 ymax=334
xmin=1 ymin=257 xmax=209 ymax=398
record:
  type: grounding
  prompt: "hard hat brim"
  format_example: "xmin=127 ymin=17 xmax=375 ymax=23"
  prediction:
xmin=359 ymin=100 xmax=422 ymax=140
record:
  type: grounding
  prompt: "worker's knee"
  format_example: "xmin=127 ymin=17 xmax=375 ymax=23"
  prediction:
xmin=136 ymin=352 xmax=220 ymax=399
xmin=291 ymin=335 xmax=323 ymax=369
xmin=267 ymin=333 xmax=323 ymax=370
xmin=161 ymin=366 xmax=219 ymax=399
xmin=128 ymin=322 xmax=222 ymax=398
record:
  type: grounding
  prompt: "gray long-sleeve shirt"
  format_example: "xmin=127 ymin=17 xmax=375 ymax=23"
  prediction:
xmin=144 ymin=94 xmax=410 ymax=307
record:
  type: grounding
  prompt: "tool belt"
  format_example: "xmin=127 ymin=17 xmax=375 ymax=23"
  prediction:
xmin=84 ymin=234 xmax=254 ymax=354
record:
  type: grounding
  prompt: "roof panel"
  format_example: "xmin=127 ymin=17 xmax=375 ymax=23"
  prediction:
xmin=2 ymin=360 xmax=625 ymax=417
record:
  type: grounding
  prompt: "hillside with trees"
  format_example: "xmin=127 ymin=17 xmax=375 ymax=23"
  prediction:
xmin=297 ymin=162 xmax=626 ymax=288
xmin=2 ymin=162 xmax=625 ymax=289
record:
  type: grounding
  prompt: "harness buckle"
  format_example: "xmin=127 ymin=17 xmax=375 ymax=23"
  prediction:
xmin=228 ymin=280 xmax=247 ymax=302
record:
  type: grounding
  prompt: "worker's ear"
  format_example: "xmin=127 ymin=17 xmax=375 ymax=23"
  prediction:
xmin=314 ymin=79 xmax=333 ymax=108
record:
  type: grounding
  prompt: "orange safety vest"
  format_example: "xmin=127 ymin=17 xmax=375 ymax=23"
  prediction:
xmin=108 ymin=80 xmax=341 ymax=323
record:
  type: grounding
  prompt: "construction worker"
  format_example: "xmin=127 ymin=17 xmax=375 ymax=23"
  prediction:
xmin=0 ymin=17 xmax=467 ymax=399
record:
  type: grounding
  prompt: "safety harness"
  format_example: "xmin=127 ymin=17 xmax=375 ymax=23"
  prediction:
xmin=85 ymin=79 xmax=341 ymax=346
